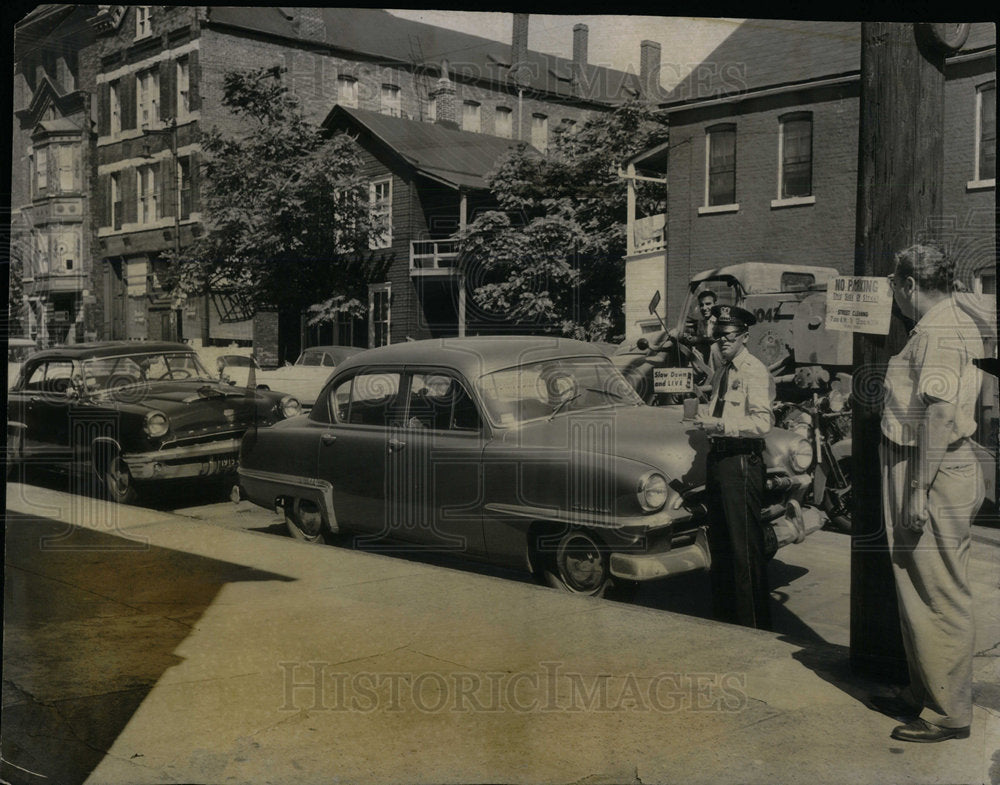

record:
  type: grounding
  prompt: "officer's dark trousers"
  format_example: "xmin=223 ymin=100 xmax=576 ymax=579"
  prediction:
xmin=706 ymin=450 xmax=772 ymax=630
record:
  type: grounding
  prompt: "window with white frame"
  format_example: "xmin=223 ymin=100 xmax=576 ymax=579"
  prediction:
xmin=426 ymin=95 xmax=436 ymax=122
xmin=138 ymin=164 xmax=158 ymax=224
xmin=177 ymin=57 xmax=190 ymax=120
xmin=495 ymin=106 xmax=512 ymax=139
xmin=381 ymin=84 xmax=401 ymax=117
xmin=178 ymin=157 xmax=192 ymax=220
xmin=110 ymin=79 xmax=121 ymax=136
xmin=975 ymin=268 xmax=996 ymax=295
xmin=56 ymin=145 xmax=79 ymax=193
xmin=778 ymin=112 xmax=812 ymax=199
xmin=35 ymin=231 xmax=50 ymax=275
xmin=35 ymin=146 xmax=48 ymax=193
xmin=136 ymin=68 xmax=159 ymax=128
xmin=974 ymin=82 xmax=996 ymax=184
xmin=111 ymin=172 xmax=122 ymax=230
xmin=135 ymin=5 xmax=151 ymax=39
xmin=369 ymin=178 xmax=392 ymax=249
xmin=369 ymin=283 xmax=391 ymax=347
xmin=338 ymin=75 xmax=358 ymax=108
xmin=462 ymin=101 xmax=481 ymax=132
xmin=705 ymin=124 xmax=736 ymax=206
xmin=531 ymin=113 xmax=548 ymax=152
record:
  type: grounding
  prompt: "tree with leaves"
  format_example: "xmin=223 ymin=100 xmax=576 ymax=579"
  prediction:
xmin=458 ymin=99 xmax=668 ymax=341
xmin=168 ymin=66 xmax=387 ymax=325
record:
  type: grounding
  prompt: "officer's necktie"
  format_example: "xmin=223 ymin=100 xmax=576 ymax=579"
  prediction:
xmin=712 ymin=363 xmax=731 ymax=418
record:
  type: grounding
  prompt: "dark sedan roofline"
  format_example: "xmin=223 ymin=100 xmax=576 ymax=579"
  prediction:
xmin=23 ymin=341 xmax=192 ymax=361
xmin=335 ymin=336 xmax=612 ymax=378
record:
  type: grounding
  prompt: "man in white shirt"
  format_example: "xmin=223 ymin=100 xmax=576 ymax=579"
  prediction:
xmin=872 ymin=243 xmax=984 ymax=743
xmin=694 ymin=304 xmax=775 ymax=629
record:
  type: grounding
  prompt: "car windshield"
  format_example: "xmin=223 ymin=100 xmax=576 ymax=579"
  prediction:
xmin=81 ymin=351 xmax=214 ymax=392
xmin=475 ymin=356 xmax=642 ymax=425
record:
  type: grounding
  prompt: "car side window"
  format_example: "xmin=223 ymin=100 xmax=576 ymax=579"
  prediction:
xmin=347 ymin=372 xmax=401 ymax=426
xmin=23 ymin=360 xmax=77 ymax=394
xmin=322 ymin=353 xmax=336 ymax=367
xmin=326 ymin=376 xmax=353 ymax=424
xmin=405 ymin=372 xmax=482 ymax=432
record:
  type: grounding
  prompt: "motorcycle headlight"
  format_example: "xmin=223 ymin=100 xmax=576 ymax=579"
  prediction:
xmin=789 ymin=438 xmax=814 ymax=473
xmin=279 ymin=395 xmax=302 ymax=419
xmin=143 ymin=410 xmax=170 ymax=438
xmin=637 ymin=472 xmax=668 ymax=512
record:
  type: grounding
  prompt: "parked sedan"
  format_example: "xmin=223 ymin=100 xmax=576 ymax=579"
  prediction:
xmin=237 ymin=337 xmax=823 ymax=596
xmin=7 ymin=337 xmax=38 ymax=389
xmin=7 ymin=341 xmax=302 ymax=504
xmin=254 ymin=345 xmax=364 ymax=407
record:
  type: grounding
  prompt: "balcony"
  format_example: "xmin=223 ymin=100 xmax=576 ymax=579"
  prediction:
xmin=410 ymin=239 xmax=460 ymax=276
xmin=631 ymin=213 xmax=667 ymax=255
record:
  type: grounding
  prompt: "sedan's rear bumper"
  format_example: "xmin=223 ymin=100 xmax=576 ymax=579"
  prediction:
xmin=124 ymin=438 xmax=242 ymax=480
xmin=609 ymin=527 xmax=711 ymax=581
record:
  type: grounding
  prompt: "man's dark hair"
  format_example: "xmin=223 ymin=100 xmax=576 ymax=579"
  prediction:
xmin=698 ymin=290 xmax=717 ymax=303
xmin=894 ymin=243 xmax=956 ymax=293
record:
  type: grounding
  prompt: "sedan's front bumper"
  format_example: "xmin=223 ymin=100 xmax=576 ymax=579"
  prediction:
xmin=124 ymin=438 xmax=242 ymax=480
xmin=609 ymin=528 xmax=711 ymax=581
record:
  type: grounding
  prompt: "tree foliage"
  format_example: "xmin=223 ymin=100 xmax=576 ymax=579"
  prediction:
xmin=458 ymin=99 xmax=668 ymax=341
xmin=168 ymin=66 xmax=387 ymax=319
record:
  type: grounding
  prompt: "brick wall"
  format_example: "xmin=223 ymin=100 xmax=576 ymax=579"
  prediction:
xmin=665 ymin=84 xmax=860 ymax=319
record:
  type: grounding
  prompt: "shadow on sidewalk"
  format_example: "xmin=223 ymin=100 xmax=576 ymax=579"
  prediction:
xmin=1 ymin=515 xmax=294 ymax=785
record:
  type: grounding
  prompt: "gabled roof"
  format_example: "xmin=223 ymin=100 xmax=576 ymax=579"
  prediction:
xmin=323 ymin=105 xmax=530 ymax=190
xmin=205 ymin=7 xmax=640 ymax=105
xmin=662 ymin=20 xmax=996 ymax=108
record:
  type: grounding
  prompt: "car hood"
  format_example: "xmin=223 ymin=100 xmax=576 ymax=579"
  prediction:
xmin=499 ymin=404 xmax=796 ymax=489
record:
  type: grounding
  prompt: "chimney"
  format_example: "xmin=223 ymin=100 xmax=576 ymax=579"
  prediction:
xmin=294 ymin=7 xmax=326 ymax=42
xmin=510 ymin=13 xmax=529 ymax=86
xmin=639 ymin=40 xmax=661 ymax=102
xmin=430 ymin=60 xmax=458 ymax=129
xmin=572 ymin=23 xmax=588 ymax=94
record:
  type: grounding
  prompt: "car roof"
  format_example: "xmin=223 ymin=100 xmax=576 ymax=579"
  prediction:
xmin=8 ymin=338 xmax=37 ymax=347
xmin=335 ymin=336 xmax=611 ymax=378
xmin=21 ymin=341 xmax=195 ymax=362
xmin=301 ymin=345 xmax=364 ymax=356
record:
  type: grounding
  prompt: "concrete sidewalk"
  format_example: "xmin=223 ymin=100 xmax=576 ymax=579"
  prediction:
xmin=4 ymin=483 xmax=999 ymax=785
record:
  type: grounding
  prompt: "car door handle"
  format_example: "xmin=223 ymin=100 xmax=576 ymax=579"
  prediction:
xmin=321 ymin=433 xmax=337 ymax=446
xmin=388 ymin=438 xmax=406 ymax=453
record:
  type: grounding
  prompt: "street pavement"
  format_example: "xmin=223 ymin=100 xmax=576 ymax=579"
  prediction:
xmin=3 ymin=475 xmax=999 ymax=785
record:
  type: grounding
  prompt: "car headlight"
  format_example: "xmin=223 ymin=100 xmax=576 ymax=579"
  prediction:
xmin=789 ymin=438 xmax=814 ymax=473
xmin=144 ymin=411 xmax=170 ymax=438
xmin=279 ymin=395 xmax=302 ymax=418
xmin=637 ymin=472 xmax=668 ymax=512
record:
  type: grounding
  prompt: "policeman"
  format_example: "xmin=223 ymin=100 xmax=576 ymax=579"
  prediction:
xmin=694 ymin=305 xmax=775 ymax=629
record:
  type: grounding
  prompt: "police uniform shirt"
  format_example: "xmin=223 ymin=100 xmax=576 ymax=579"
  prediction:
xmin=708 ymin=346 xmax=775 ymax=438
xmin=882 ymin=297 xmax=983 ymax=447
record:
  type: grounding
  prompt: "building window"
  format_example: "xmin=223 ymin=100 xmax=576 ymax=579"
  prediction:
xmin=495 ymin=106 xmax=512 ymax=139
xmin=778 ymin=113 xmax=812 ymax=199
xmin=462 ymin=101 xmax=481 ymax=132
xmin=975 ymin=268 xmax=996 ymax=295
xmin=138 ymin=164 xmax=158 ymax=224
xmin=135 ymin=5 xmax=151 ymax=39
xmin=338 ymin=76 xmax=358 ymax=108
xmin=177 ymin=57 xmax=190 ymax=119
xmin=56 ymin=145 xmax=79 ymax=193
xmin=178 ymin=157 xmax=192 ymax=220
xmin=705 ymin=124 xmax=736 ymax=206
xmin=54 ymin=231 xmax=79 ymax=272
xmin=136 ymin=68 xmax=159 ymax=128
xmin=974 ymin=82 xmax=996 ymax=184
xmin=531 ymin=113 xmax=548 ymax=152
xmin=369 ymin=283 xmax=391 ymax=347
xmin=35 ymin=146 xmax=48 ymax=193
xmin=110 ymin=79 xmax=121 ymax=136
xmin=381 ymin=84 xmax=401 ymax=117
xmin=369 ymin=178 xmax=392 ymax=250
xmin=111 ymin=172 xmax=122 ymax=230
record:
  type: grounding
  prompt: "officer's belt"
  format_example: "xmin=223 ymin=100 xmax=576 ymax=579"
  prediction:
xmin=709 ymin=437 xmax=765 ymax=455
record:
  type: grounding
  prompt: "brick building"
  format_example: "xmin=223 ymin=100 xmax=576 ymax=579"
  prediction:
xmin=621 ymin=20 xmax=996 ymax=338
xmin=13 ymin=6 xmax=652 ymax=361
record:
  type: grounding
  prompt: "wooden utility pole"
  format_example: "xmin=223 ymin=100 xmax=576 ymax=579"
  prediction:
xmin=851 ymin=22 xmax=970 ymax=678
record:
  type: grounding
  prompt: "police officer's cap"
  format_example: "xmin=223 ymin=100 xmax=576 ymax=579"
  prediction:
xmin=710 ymin=304 xmax=756 ymax=330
